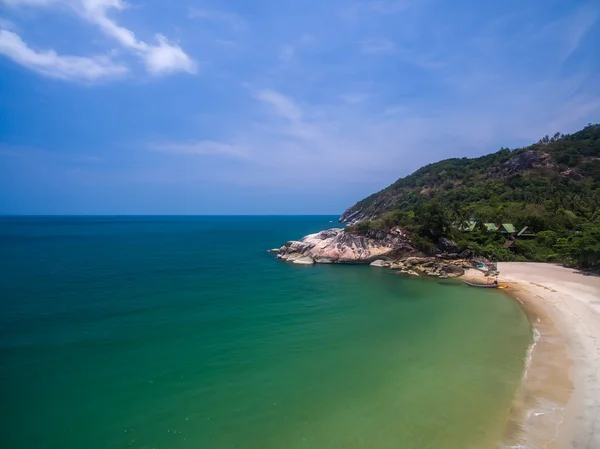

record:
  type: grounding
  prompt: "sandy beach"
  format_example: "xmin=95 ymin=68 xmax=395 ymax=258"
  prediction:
xmin=466 ymin=263 xmax=600 ymax=449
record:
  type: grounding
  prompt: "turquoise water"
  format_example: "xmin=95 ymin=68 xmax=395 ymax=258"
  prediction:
xmin=0 ymin=216 xmax=532 ymax=449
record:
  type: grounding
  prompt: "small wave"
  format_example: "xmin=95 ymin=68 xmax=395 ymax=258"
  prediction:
xmin=522 ymin=327 xmax=541 ymax=381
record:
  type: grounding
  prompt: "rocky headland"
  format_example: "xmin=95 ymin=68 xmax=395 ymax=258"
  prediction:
xmin=274 ymin=227 xmax=483 ymax=278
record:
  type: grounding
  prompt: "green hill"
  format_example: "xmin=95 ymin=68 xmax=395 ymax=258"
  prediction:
xmin=342 ymin=124 xmax=600 ymax=269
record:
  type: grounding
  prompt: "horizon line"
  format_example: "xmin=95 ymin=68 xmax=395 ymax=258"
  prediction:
xmin=0 ymin=213 xmax=342 ymax=217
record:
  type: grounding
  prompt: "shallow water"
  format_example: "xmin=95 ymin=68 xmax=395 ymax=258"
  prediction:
xmin=0 ymin=216 xmax=532 ymax=449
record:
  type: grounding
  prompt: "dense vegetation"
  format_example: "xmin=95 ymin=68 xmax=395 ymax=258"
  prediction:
xmin=345 ymin=124 xmax=600 ymax=270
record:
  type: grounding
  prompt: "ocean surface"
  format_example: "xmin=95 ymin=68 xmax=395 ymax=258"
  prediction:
xmin=0 ymin=216 xmax=532 ymax=449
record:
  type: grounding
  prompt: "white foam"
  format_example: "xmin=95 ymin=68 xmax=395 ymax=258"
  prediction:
xmin=522 ymin=327 xmax=541 ymax=381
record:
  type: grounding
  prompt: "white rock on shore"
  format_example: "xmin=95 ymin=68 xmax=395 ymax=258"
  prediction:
xmin=275 ymin=228 xmax=419 ymax=264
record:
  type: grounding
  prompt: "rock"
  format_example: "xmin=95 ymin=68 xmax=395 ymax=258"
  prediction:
xmin=293 ymin=256 xmax=315 ymax=265
xmin=402 ymin=257 xmax=429 ymax=267
xmin=438 ymin=237 xmax=459 ymax=253
xmin=267 ymin=248 xmax=279 ymax=253
xmin=276 ymin=228 xmax=420 ymax=265
xmin=500 ymin=150 xmax=544 ymax=175
xmin=458 ymin=249 xmax=472 ymax=259
xmin=442 ymin=253 xmax=459 ymax=260
xmin=398 ymin=269 xmax=420 ymax=277
xmin=370 ymin=260 xmax=390 ymax=268
xmin=285 ymin=240 xmax=315 ymax=255
xmin=339 ymin=209 xmax=365 ymax=224
xmin=561 ymin=168 xmax=583 ymax=181
xmin=427 ymin=272 xmax=440 ymax=277
xmin=439 ymin=264 xmax=465 ymax=277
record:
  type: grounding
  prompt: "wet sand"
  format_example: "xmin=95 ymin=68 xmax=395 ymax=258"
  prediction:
xmin=465 ymin=263 xmax=600 ymax=449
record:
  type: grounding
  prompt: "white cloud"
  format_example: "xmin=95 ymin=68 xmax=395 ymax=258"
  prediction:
xmin=255 ymin=89 xmax=303 ymax=121
xmin=0 ymin=29 xmax=127 ymax=81
xmin=140 ymin=34 xmax=196 ymax=75
xmin=149 ymin=141 xmax=250 ymax=159
xmin=74 ymin=0 xmax=197 ymax=75
xmin=360 ymin=37 xmax=395 ymax=54
xmin=1 ymin=0 xmax=197 ymax=75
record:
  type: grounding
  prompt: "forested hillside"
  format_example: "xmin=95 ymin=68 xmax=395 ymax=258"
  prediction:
xmin=343 ymin=124 xmax=600 ymax=269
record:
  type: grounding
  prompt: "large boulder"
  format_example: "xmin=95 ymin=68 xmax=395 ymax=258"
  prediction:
xmin=276 ymin=227 xmax=420 ymax=264
xmin=438 ymin=237 xmax=459 ymax=253
xmin=458 ymin=249 xmax=472 ymax=259
xmin=439 ymin=264 xmax=465 ymax=277
xmin=370 ymin=260 xmax=390 ymax=268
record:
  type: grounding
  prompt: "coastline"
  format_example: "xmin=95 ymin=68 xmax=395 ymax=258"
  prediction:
xmin=464 ymin=263 xmax=600 ymax=449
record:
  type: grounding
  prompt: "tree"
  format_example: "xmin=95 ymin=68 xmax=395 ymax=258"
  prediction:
xmin=416 ymin=202 xmax=451 ymax=239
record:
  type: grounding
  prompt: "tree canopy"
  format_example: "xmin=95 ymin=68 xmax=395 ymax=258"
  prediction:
xmin=345 ymin=124 xmax=600 ymax=270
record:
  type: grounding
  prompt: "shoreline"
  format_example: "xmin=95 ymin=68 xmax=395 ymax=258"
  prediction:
xmin=465 ymin=263 xmax=600 ymax=449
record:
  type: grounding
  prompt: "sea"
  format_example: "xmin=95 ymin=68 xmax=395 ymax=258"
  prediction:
xmin=0 ymin=216 xmax=532 ymax=449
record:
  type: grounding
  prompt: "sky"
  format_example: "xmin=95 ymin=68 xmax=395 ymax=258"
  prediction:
xmin=0 ymin=0 xmax=599 ymax=215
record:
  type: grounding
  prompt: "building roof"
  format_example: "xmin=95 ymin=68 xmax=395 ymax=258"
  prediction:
xmin=500 ymin=223 xmax=516 ymax=233
xmin=517 ymin=226 xmax=536 ymax=237
xmin=461 ymin=221 xmax=477 ymax=232
xmin=503 ymin=240 xmax=516 ymax=248
xmin=483 ymin=223 xmax=498 ymax=232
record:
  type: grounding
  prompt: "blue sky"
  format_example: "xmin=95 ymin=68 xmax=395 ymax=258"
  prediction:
xmin=0 ymin=0 xmax=599 ymax=214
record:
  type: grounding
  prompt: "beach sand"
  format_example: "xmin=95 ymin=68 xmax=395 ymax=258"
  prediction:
xmin=466 ymin=263 xmax=600 ymax=449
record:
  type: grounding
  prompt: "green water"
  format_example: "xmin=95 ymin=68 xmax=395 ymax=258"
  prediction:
xmin=0 ymin=216 xmax=532 ymax=449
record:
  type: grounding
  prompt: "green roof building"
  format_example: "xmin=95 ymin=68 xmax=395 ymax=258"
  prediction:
xmin=517 ymin=226 xmax=536 ymax=238
xmin=499 ymin=223 xmax=516 ymax=234
xmin=461 ymin=221 xmax=477 ymax=232
xmin=483 ymin=223 xmax=499 ymax=232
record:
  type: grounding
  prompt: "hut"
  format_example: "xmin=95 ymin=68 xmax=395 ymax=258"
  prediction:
xmin=517 ymin=226 xmax=536 ymax=238
xmin=459 ymin=221 xmax=478 ymax=232
xmin=499 ymin=223 xmax=516 ymax=234
xmin=483 ymin=223 xmax=499 ymax=232
xmin=503 ymin=240 xmax=516 ymax=249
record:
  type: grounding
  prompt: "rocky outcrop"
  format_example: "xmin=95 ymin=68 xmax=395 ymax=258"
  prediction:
xmin=394 ymin=257 xmax=469 ymax=278
xmin=274 ymin=227 xmax=475 ymax=280
xmin=276 ymin=227 xmax=420 ymax=264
